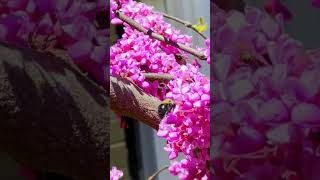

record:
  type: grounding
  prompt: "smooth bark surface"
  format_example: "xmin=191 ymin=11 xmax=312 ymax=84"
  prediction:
xmin=110 ymin=76 xmax=162 ymax=130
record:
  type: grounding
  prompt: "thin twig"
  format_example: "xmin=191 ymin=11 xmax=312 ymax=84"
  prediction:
xmin=148 ymin=166 xmax=169 ymax=180
xmin=160 ymin=12 xmax=208 ymax=39
xmin=114 ymin=10 xmax=207 ymax=60
xmin=143 ymin=73 xmax=174 ymax=81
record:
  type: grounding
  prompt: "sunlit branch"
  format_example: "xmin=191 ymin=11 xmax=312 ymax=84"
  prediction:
xmin=160 ymin=12 xmax=208 ymax=39
xmin=114 ymin=10 xmax=207 ymax=60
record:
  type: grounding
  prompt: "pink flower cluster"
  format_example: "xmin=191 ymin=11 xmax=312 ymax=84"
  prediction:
xmin=110 ymin=0 xmax=210 ymax=179
xmin=212 ymin=2 xmax=320 ymax=179
xmin=159 ymin=64 xmax=210 ymax=179
xmin=0 ymin=1 xmax=110 ymax=178
xmin=0 ymin=0 xmax=108 ymax=87
xmin=110 ymin=167 xmax=123 ymax=180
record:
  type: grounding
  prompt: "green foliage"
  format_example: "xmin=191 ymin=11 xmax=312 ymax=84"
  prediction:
xmin=192 ymin=17 xmax=208 ymax=33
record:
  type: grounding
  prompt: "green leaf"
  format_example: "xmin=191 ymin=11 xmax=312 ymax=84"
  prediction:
xmin=199 ymin=17 xmax=204 ymax=25
xmin=192 ymin=17 xmax=208 ymax=33
xmin=192 ymin=24 xmax=208 ymax=33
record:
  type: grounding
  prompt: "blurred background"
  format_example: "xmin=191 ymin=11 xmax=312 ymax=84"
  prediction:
xmin=247 ymin=0 xmax=320 ymax=49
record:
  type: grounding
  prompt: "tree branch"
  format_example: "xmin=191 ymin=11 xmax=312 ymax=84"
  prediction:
xmin=0 ymin=41 xmax=109 ymax=180
xmin=114 ymin=10 xmax=207 ymax=60
xmin=148 ymin=165 xmax=169 ymax=180
xmin=0 ymin=41 xmax=164 ymax=179
xmin=110 ymin=76 xmax=161 ymax=130
xmin=160 ymin=12 xmax=208 ymax=39
xmin=143 ymin=73 xmax=173 ymax=81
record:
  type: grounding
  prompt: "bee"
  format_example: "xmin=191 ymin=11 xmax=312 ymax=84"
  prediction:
xmin=175 ymin=54 xmax=186 ymax=65
xmin=158 ymin=99 xmax=176 ymax=119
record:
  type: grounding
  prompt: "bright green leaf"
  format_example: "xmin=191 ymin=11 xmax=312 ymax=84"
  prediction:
xmin=192 ymin=17 xmax=207 ymax=33
xmin=199 ymin=17 xmax=204 ymax=24
xmin=192 ymin=24 xmax=208 ymax=33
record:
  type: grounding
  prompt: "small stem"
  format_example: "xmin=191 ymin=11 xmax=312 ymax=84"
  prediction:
xmin=114 ymin=10 xmax=207 ymax=60
xmin=160 ymin=12 xmax=207 ymax=39
xmin=143 ymin=73 xmax=174 ymax=81
xmin=148 ymin=166 xmax=169 ymax=180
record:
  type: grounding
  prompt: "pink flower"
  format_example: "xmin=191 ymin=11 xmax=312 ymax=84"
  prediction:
xmin=110 ymin=1 xmax=210 ymax=178
xmin=212 ymin=2 xmax=320 ymax=179
xmin=110 ymin=167 xmax=123 ymax=180
xmin=0 ymin=0 xmax=108 ymax=88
